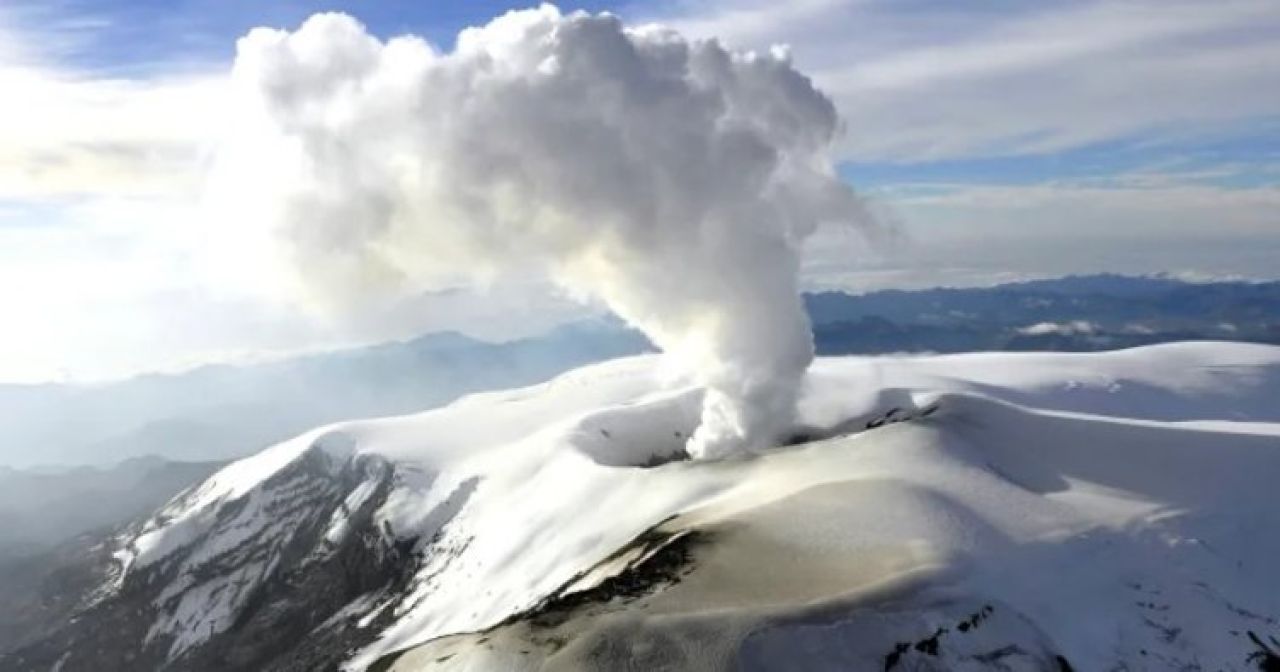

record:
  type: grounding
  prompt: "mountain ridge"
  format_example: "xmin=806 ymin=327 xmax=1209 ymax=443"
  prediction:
xmin=4 ymin=274 xmax=1279 ymax=470
xmin=4 ymin=342 xmax=1279 ymax=670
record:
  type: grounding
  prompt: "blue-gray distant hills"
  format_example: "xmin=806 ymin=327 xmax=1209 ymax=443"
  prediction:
xmin=2 ymin=274 xmax=1276 ymax=469
xmin=807 ymin=273 xmax=1280 ymax=354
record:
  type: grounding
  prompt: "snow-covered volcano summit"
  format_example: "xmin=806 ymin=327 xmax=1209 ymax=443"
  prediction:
xmin=8 ymin=342 xmax=1280 ymax=671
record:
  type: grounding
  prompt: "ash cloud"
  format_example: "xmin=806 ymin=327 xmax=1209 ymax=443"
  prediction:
xmin=214 ymin=5 xmax=876 ymax=459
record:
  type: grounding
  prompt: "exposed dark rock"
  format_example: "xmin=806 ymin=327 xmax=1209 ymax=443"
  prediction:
xmin=1248 ymin=631 xmax=1280 ymax=672
xmin=0 ymin=450 xmax=420 ymax=672
xmin=516 ymin=524 xmax=703 ymax=629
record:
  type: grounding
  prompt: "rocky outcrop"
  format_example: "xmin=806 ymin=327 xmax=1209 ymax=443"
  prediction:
xmin=1 ymin=447 xmax=414 ymax=672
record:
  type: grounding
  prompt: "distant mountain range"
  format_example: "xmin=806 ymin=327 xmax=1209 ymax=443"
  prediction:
xmin=807 ymin=273 xmax=1280 ymax=354
xmin=0 ymin=457 xmax=223 ymax=558
xmin=0 ymin=322 xmax=650 ymax=468
xmin=0 ymin=456 xmax=225 ymax=648
xmin=2 ymin=274 xmax=1276 ymax=469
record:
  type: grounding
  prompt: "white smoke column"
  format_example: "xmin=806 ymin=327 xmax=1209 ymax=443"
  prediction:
xmin=214 ymin=5 xmax=874 ymax=459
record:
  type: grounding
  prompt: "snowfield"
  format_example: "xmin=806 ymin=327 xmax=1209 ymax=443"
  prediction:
xmin=108 ymin=342 xmax=1280 ymax=670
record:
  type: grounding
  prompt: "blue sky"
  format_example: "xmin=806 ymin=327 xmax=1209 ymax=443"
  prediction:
xmin=842 ymin=131 xmax=1280 ymax=190
xmin=0 ymin=0 xmax=1277 ymax=382
xmin=5 ymin=0 xmax=626 ymax=73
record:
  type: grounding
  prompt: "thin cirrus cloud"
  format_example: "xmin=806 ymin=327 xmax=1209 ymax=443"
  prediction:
xmin=658 ymin=0 xmax=1280 ymax=161
xmin=0 ymin=6 xmax=227 ymax=202
xmin=5 ymin=0 xmax=1278 ymax=199
xmin=660 ymin=0 xmax=1280 ymax=291
xmin=6 ymin=0 xmax=1277 ymax=199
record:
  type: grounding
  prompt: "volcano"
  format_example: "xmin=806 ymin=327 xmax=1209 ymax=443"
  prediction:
xmin=5 ymin=341 xmax=1280 ymax=671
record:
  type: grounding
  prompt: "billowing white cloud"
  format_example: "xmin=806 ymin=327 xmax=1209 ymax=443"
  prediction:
xmin=212 ymin=7 xmax=876 ymax=458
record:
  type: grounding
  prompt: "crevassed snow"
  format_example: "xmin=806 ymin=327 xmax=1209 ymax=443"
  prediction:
xmin=114 ymin=342 xmax=1280 ymax=670
xmin=323 ymin=473 xmax=382 ymax=545
xmin=111 ymin=426 xmax=368 ymax=659
xmin=122 ymin=427 xmax=338 ymax=570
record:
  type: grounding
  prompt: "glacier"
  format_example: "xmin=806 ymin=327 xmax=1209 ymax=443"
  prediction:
xmin=10 ymin=341 xmax=1280 ymax=671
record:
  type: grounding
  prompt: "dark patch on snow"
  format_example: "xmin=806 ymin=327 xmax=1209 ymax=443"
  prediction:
xmin=1248 ymin=630 xmax=1280 ymax=671
xmin=519 ymin=525 xmax=704 ymax=629
xmin=882 ymin=603 xmax=1071 ymax=671
xmin=914 ymin=627 xmax=947 ymax=655
xmin=580 ymin=426 xmax=689 ymax=469
xmin=786 ymin=401 xmax=941 ymax=449
xmin=973 ymin=644 xmax=1027 ymax=664
xmin=866 ymin=404 xmax=938 ymax=431
xmin=638 ymin=447 xmax=690 ymax=468
xmin=366 ymin=650 xmax=403 ymax=672
xmin=884 ymin=641 xmax=911 ymax=670
xmin=865 ymin=407 xmax=904 ymax=430
xmin=366 ymin=517 xmax=708 ymax=672
xmin=1143 ymin=616 xmax=1182 ymax=643
xmin=784 ymin=431 xmax=815 ymax=446
xmin=957 ymin=604 xmax=995 ymax=632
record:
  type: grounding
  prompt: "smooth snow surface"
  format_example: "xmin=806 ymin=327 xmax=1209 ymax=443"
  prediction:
xmin=115 ymin=342 xmax=1280 ymax=670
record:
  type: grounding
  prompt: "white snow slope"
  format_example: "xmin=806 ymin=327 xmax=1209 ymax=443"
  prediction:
xmin=112 ymin=341 xmax=1280 ymax=670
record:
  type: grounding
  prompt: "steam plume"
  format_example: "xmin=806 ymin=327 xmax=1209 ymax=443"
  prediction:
xmin=215 ymin=5 xmax=874 ymax=459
